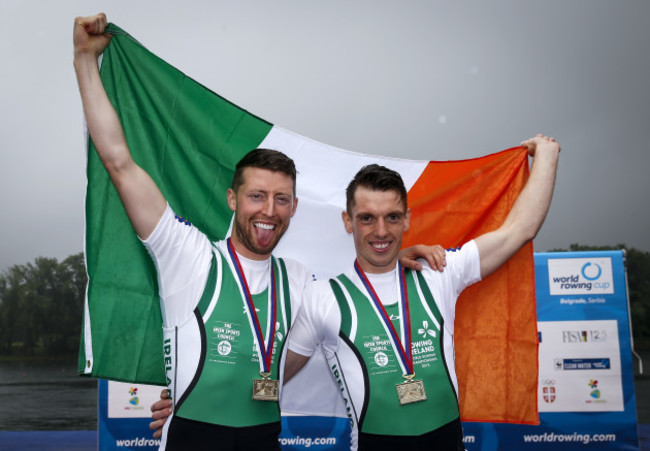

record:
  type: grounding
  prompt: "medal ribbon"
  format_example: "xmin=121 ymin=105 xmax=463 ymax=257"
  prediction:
xmin=227 ymin=239 xmax=277 ymax=375
xmin=354 ymin=260 xmax=414 ymax=377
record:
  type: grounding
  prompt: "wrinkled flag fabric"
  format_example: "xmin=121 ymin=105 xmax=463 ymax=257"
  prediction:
xmin=79 ymin=24 xmax=537 ymax=424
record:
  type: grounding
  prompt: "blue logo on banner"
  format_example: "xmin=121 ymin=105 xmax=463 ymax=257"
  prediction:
xmin=561 ymin=358 xmax=610 ymax=370
xmin=581 ymin=262 xmax=602 ymax=281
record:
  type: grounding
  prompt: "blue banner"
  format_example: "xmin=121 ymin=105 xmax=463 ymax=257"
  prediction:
xmin=280 ymin=416 xmax=351 ymax=450
xmin=98 ymin=380 xmax=161 ymax=450
xmin=459 ymin=251 xmax=640 ymax=450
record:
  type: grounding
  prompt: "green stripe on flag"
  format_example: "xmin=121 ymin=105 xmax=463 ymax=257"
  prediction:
xmin=80 ymin=24 xmax=273 ymax=384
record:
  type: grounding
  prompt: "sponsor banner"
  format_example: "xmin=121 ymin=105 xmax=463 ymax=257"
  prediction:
xmin=280 ymin=416 xmax=351 ymax=450
xmin=99 ymin=377 xmax=351 ymax=450
xmin=538 ymin=320 xmax=623 ymax=412
xmin=547 ymin=257 xmax=614 ymax=295
xmin=458 ymin=251 xmax=639 ymax=450
xmin=530 ymin=251 xmax=638 ymax=449
xmin=557 ymin=358 xmax=611 ymax=370
xmin=98 ymin=380 xmax=161 ymax=450
xmin=461 ymin=422 xmax=638 ymax=450
xmin=107 ymin=381 xmax=163 ymax=419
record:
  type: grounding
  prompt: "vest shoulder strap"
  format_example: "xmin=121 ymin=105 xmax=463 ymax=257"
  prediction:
xmin=329 ymin=277 xmax=353 ymax=336
xmin=196 ymin=252 xmax=218 ymax=316
xmin=277 ymin=257 xmax=292 ymax=326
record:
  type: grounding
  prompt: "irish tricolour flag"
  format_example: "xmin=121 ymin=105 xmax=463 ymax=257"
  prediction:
xmin=79 ymin=24 xmax=537 ymax=424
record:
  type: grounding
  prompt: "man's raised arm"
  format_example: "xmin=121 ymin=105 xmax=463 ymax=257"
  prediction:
xmin=475 ymin=134 xmax=560 ymax=278
xmin=73 ymin=13 xmax=165 ymax=240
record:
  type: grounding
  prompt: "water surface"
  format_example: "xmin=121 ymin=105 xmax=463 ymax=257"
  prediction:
xmin=0 ymin=360 xmax=97 ymax=430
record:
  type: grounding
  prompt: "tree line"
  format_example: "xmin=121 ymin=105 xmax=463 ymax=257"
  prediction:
xmin=0 ymin=253 xmax=86 ymax=355
xmin=0 ymin=245 xmax=648 ymax=356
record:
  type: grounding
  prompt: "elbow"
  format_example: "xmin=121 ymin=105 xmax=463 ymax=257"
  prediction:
xmin=102 ymin=158 xmax=125 ymax=175
xmin=503 ymin=224 xmax=538 ymax=252
xmin=101 ymin=149 xmax=134 ymax=177
xmin=517 ymin=225 xmax=539 ymax=247
xmin=501 ymin=220 xmax=537 ymax=248
xmin=510 ymin=213 xmax=546 ymax=247
xmin=523 ymin=227 xmax=538 ymax=244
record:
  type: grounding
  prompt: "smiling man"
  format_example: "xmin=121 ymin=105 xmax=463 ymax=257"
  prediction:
xmin=73 ymin=13 xmax=311 ymax=450
xmin=142 ymin=150 xmax=312 ymax=450
xmin=285 ymin=138 xmax=560 ymax=450
xmin=228 ymin=162 xmax=297 ymax=257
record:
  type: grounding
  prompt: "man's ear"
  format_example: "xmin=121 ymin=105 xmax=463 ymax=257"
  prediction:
xmin=290 ymin=197 xmax=298 ymax=218
xmin=226 ymin=188 xmax=236 ymax=212
xmin=342 ymin=211 xmax=354 ymax=234
xmin=404 ymin=208 xmax=412 ymax=232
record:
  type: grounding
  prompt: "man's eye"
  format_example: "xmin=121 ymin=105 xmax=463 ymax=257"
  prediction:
xmin=276 ymin=196 xmax=291 ymax=206
xmin=386 ymin=215 xmax=402 ymax=223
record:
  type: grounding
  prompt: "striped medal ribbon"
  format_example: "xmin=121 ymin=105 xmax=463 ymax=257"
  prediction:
xmin=354 ymin=261 xmax=427 ymax=405
xmin=227 ymin=239 xmax=279 ymax=402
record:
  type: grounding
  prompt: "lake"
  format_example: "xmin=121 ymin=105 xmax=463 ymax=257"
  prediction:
xmin=0 ymin=359 xmax=97 ymax=430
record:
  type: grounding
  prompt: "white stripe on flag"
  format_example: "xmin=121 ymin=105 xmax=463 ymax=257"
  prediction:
xmin=260 ymin=126 xmax=429 ymax=279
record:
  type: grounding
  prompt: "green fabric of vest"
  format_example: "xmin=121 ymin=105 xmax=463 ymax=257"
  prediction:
xmin=331 ymin=269 xmax=459 ymax=436
xmin=176 ymin=250 xmax=291 ymax=427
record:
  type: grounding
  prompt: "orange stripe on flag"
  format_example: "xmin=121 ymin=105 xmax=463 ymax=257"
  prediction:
xmin=404 ymin=147 xmax=539 ymax=424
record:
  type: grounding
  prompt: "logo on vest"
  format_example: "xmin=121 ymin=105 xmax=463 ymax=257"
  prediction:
xmin=210 ymin=321 xmax=241 ymax=362
xmin=417 ymin=320 xmax=437 ymax=339
xmin=213 ymin=322 xmax=241 ymax=340
xmin=217 ymin=340 xmax=232 ymax=356
xmin=363 ymin=335 xmax=397 ymax=375
xmin=412 ymin=322 xmax=438 ymax=367
xmin=374 ymin=351 xmax=389 ymax=367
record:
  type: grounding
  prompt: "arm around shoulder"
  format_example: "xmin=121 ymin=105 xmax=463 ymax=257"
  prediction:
xmin=475 ymin=135 xmax=560 ymax=278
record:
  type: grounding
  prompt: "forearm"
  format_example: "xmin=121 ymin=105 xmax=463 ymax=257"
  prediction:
xmin=502 ymin=145 xmax=560 ymax=242
xmin=477 ymin=136 xmax=560 ymax=277
xmin=284 ymin=350 xmax=311 ymax=383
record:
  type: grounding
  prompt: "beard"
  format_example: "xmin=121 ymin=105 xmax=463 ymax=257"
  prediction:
xmin=232 ymin=211 xmax=289 ymax=257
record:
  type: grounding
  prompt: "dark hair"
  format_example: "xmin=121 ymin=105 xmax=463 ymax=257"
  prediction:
xmin=231 ymin=148 xmax=297 ymax=194
xmin=346 ymin=164 xmax=407 ymax=213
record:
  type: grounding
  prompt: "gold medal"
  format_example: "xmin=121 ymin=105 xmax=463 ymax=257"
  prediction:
xmin=396 ymin=377 xmax=427 ymax=405
xmin=253 ymin=373 xmax=279 ymax=402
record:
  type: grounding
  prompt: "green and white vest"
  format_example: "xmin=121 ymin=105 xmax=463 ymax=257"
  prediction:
xmin=329 ymin=269 xmax=459 ymax=436
xmin=170 ymin=248 xmax=292 ymax=427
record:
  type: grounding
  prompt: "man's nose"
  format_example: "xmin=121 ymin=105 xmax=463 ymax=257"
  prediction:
xmin=262 ymin=198 xmax=275 ymax=216
xmin=374 ymin=219 xmax=388 ymax=237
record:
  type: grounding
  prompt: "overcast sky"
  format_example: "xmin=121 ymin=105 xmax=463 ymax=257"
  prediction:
xmin=1 ymin=1 xmax=649 ymax=273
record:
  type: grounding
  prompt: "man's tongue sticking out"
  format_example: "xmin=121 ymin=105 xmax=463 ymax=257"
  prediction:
xmin=255 ymin=222 xmax=275 ymax=247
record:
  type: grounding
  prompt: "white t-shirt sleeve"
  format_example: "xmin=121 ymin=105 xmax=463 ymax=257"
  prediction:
xmin=281 ymin=257 xmax=314 ymax=324
xmin=419 ymin=240 xmax=482 ymax=334
xmin=288 ymin=280 xmax=339 ymax=358
xmin=141 ymin=205 xmax=213 ymax=327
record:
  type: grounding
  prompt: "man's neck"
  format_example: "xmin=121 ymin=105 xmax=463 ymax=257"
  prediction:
xmin=356 ymin=259 xmax=398 ymax=275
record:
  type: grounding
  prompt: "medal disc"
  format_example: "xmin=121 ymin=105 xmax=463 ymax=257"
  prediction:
xmin=396 ymin=379 xmax=427 ymax=405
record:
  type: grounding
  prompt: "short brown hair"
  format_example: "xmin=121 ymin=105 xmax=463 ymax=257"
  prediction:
xmin=231 ymin=148 xmax=297 ymax=195
xmin=346 ymin=164 xmax=407 ymax=213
